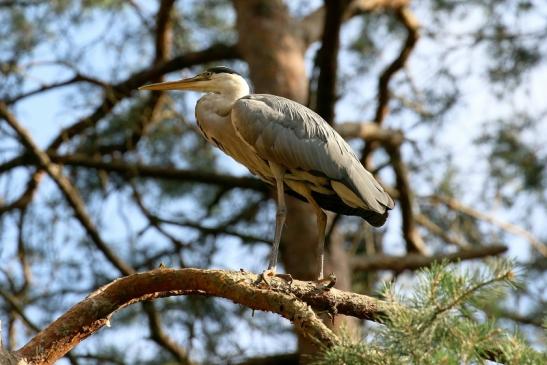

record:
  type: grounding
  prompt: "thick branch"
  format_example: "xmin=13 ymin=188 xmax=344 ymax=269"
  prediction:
xmin=15 ymin=269 xmax=361 ymax=364
xmin=314 ymin=0 xmax=351 ymax=124
xmin=351 ymin=244 xmax=507 ymax=272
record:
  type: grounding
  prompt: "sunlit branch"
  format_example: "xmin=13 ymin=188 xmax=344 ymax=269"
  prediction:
xmin=16 ymin=269 xmax=346 ymax=364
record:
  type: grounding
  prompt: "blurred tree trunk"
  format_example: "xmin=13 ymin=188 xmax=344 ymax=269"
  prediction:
xmin=233 ymin=0 xmax=358 ymax=360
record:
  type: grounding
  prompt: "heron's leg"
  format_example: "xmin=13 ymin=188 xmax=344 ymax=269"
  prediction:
xmin=285 ymin=181 xmax=327 ymax=280
xmin=308 ymin=195 xmax=327 ymax=280
xmin=267 ymin=162 xmax=286 ymax=274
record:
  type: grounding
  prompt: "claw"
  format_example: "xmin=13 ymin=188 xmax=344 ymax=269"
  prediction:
xmin=254 ymin=268 xmax=276 ymax=287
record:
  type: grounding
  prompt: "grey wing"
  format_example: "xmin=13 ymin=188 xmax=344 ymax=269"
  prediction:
xmin=231 ymin=94 xmax=394 ymax=214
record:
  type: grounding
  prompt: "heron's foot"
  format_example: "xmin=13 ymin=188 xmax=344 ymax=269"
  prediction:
xmin=315 ymin=273 xmax=336 ymax=290
xmin=275 ymin=273 xmax=293 ymax=283
xmin=254 ymin=268 xmax=276 ymax=287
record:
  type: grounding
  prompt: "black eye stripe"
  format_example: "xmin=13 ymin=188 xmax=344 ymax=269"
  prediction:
xmin=205 ymin=66 xmax=240 ymax=75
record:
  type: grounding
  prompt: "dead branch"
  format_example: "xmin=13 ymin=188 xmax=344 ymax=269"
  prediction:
xmin=351 ymin=244 xmax=507 ymax=272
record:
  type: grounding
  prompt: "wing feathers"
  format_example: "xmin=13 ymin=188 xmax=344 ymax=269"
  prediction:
xmin=231 ymin=94 xmax=394 ymax=218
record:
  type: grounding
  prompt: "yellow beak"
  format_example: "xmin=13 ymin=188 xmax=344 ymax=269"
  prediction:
xmin=139 ymin=75 xmax=207 ymax=91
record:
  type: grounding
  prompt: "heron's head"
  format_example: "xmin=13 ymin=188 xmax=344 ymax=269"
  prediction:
xmin=139 ymin=66 xmax=250 ymax=97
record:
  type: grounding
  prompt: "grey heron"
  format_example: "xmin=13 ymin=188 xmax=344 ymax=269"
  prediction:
xmin=140 ymin=66 xmax=394 ymax=280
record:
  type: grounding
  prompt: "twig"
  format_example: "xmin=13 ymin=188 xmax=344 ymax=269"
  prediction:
xmin=142 ymin=301 xmax=194 ymax=364
xmin=0 ymin=170 xmax=43 ymax=215
xmin=415 ymin=213 xmax=470 ymax=248
xmin=0 ymin=103 xmax=135 ymax=276
xmin=428 ymin=195 xmax=547 ymax=257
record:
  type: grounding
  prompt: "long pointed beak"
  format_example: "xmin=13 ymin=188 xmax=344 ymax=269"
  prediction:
xmin=139 ymin=75 xmax=205 ymax=91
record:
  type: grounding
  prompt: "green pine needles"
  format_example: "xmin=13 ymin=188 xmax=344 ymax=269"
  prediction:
xmin=315 ymin=259 xmax=545 ymax=365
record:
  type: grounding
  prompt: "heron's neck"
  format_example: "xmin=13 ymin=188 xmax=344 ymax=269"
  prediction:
xmin=203 ymin=81 xmax=250 ymax=116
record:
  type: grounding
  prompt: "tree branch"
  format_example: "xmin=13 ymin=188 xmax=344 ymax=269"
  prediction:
xmin=335 ymin=122 xmax=404 ymax=145
xmin=142 ymin=301 xmax=194 ymax=364
xmin=351 ymin=244 xmax=507 ymax=272
xmin=428 ymin=195 xmax=547 ymax=257
xmin=55 ymin=153 xmax=268 ymax=192
xmin=387 ymin=144 xmax=427 ymax=254
xmin=47 ymin=43 xmax=240 ymax=151
xmin=0 ymin=103 xmax=135 ymax=276
xmin=372 ymin=6 xmax=419 ymax=125
xmin=2 ymin=153 xmax=268 ymax=192
xmin=15 ymin=269 xmax=364 ymax=364
xmin=314 ymin=0 xmax=351 ymax=124
xmin=5 ymin=74 xmax=108 ymax=105
xmin=0 ymin=171 xmax=43 ymax=215
xmin=298 ymin=0 xmax=410 ymax=47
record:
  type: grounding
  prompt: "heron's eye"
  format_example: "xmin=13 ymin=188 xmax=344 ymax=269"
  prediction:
xmin=204 ymin=72 xmax=213 ymax=78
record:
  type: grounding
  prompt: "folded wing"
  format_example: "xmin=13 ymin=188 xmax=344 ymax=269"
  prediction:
xmin=231 ymin=94 xmax=394 ymax=226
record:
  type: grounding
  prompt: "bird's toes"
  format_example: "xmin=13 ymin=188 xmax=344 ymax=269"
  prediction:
xmin=315 ymin=273 xmax=336 ymax=290
xmin=254 ymin=268 xmax=276 ymax=287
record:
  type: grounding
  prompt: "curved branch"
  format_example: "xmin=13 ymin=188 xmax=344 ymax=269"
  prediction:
xmin=372 ymin=6 xmax=419 ymax=124
xmin=15 ymin=269 xmax=363 ymax=364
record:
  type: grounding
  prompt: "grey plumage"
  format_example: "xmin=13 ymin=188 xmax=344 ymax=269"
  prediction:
xmin=232 ymin=94 xmax=394 ymax=226
xmin=140 ymin=67 xmax=394 ymax=279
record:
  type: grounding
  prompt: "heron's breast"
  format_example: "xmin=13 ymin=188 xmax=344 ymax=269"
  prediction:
xmin=196 ymin=108 xmax=273 ymax=183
